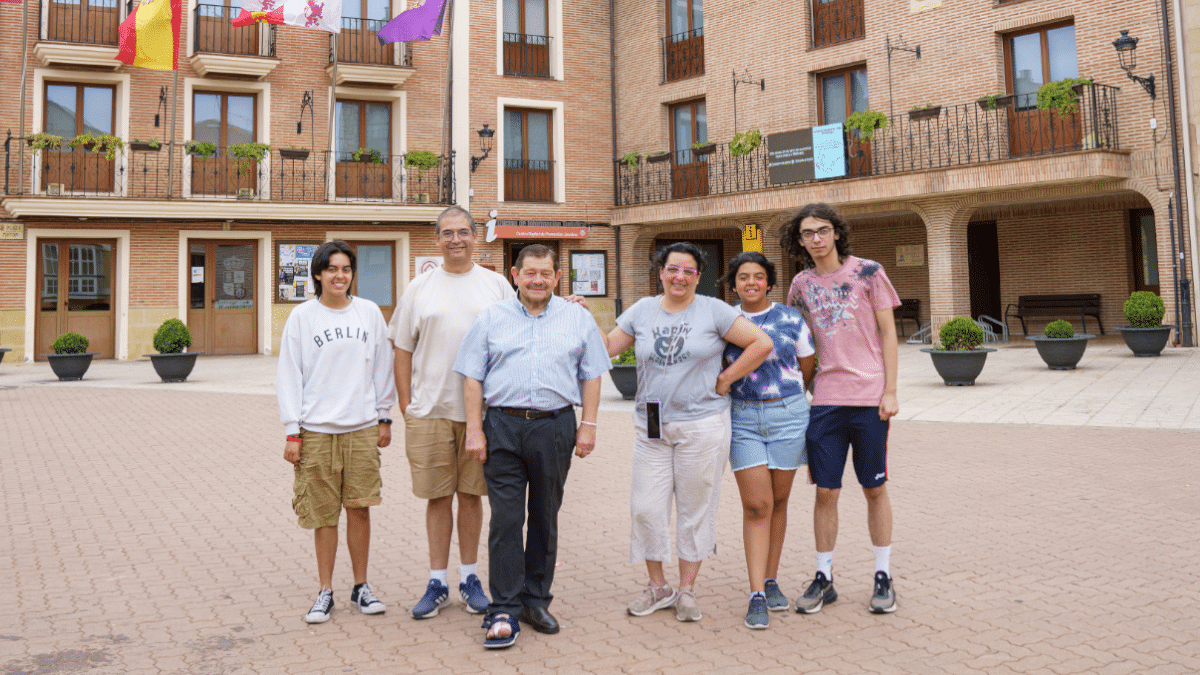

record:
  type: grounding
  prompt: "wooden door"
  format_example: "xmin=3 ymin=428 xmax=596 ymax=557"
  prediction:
xmin=819 ymin=67 xmax=870 ymax=177
xmin=347 ymin=241 xmax=396 ymax=323
xmin=1005 ymin=23 xmax=1081 ymax=157
xmin=187 ymin=241 xmax=258 ymax=355
xmin=968 ymin=221 xmax=1002 ymax=324
xmin=35 ymin=239 xmax=116 ymax=360
xmin=670 ymin=100 xmax=708 ymax=199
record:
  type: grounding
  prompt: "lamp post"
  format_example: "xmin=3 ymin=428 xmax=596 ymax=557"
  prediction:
xmin=1113 ymin=28 xmax=1192 ymax=346
xmin=471 ymin=124 xmax=494 ymax=173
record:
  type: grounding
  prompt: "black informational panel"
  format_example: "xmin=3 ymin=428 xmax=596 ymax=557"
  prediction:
xmin=767 ymin=128 xmax=814 ymax=185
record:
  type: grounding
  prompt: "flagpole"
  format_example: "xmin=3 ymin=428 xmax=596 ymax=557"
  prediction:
xmin=18 ymin=0 xmax=31 ymax=194
xmin=440 ymin=0 xmax=453 ymax=204
xmin=167 ymin=68 xmax=178 ymax=198
xmin=327 ymin=32 xmax=338 ymax=200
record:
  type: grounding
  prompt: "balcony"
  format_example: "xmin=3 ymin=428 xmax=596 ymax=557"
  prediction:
xmin=503 ymin=33 xmax=551 ymax=78
xmin=614 ymin=82 xmax=1121 ymax=206
xmin=190 ymin=4 xmax=279 ymax=79
xmin=662 ymin=28 xmax=704 ymax=83
xmin=812 ymin=0 xmax=863 ymax=49
xmin=34 ymin=0 xmax=127 ymax=68
xmin=3 ymin=139 xmax=455 ymax=208
xmin=504 ymin=158 xmax=554 ymax=202
xmin=328 ymin=19 xmax=414 ymax=87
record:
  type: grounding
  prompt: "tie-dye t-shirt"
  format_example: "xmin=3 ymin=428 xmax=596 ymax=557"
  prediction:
xmin=787 ymin=256 xmax=900 ymax=407
xmin=724 ymin=303 xmax=816 ymax=400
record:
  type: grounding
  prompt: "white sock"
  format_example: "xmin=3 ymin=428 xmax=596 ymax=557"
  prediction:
xmin=873 ymin=546 xmax=891 ymax=576
xmin=430 ymin=569 xmax=448 ymax=585
xmin=460 ymin=563 xmax=477 ymax=580
xmin=816 ymin=551 xmax=833 ymax=580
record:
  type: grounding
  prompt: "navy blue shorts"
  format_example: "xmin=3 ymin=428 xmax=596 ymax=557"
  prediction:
xmin=806 ymin=405 xmax=889 ymax=489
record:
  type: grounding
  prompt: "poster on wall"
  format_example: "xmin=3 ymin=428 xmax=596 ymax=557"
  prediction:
xmin=278 ymin=243 xmax=319 ymax=302
xmin=569 ymin=251 xmax=607 ymax=297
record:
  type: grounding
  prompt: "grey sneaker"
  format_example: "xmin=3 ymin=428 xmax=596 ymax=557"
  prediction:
xmin=763 ymin=579 xmax=789 ymax=612
xmin=794 ymin=572 xmax=837 ymax=614
xmin=744 ymin=595 xmax=768 ymax=629
xmin=675 ymin=587 xmax=701 ymax=622
xmin=869 ymin=572 xmax=897 ymax=614
xmin=627 ymin=584 xmax=676 ymax=617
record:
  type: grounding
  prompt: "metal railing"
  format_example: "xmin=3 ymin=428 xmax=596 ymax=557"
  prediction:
xmin=42 ymin=0 xmax=128 ymax=45
xmin=503 ymin=158 xmax=554 ymax=202
xmin=614 ymin=82 xmax=1120 ymax=206
xmin=662 ymin=28 xmax=704 ymax=83
xmin=502 ymin=33 xmax=552 ymax=78
xmin=3 ymin=137 xmax=455 ymax=206
xmin=334 ymin=18 xmax=413 ymax=66
xmin=194 ymin=4 xmax=275 ymax=57
xmin=811 ymin=0 xmax=864 ymax=48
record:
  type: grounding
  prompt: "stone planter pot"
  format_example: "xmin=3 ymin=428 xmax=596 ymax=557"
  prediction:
xmin=1027 ymin=335 xmax=1095 ymax=370
xmin=908 ymin=106 xmax=942 ymax=122
xmin=609 ymin=364 xmax=637 ymax=400
xmin=43 ymin=352 xmax=97 ymax=381
xmin=1116 ymin=325 xmax=1174 ymax=357
xmin=0 ymin=348 xmax=10 ymax=364
xmin=149 ymin=351 xmax=203 ymax=383
xmin=921 ymin=347 xmax=996 ymax=386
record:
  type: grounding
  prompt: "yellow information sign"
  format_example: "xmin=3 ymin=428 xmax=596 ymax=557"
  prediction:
xmin=741 ymin=223 xmax=762 ymax=252
xmin=0 ymin=222 xmax=24 ymax=241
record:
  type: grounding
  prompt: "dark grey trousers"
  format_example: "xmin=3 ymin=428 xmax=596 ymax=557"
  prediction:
xmin=482 ymin=406 xmax=576 ymax=617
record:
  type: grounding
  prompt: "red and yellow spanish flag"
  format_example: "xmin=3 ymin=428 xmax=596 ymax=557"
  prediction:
xmin=116 ymin=0 xmax=182 ymax=71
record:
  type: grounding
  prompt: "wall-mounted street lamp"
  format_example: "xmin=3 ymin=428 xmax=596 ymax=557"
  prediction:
xmin=1112 ymin=31 xmax=1156 ymax=99
xmin=732 ymin=68 xmax=765 ymax=132
xmin=297 ymin=90 xmax=315 ymax=151
xmin=886 ymin=35 xmax=921 ymax=118
xmin=155 ymin=86 xmax=167 ymax=127
xmin=471 ymin=124 xmax=495 ymax=173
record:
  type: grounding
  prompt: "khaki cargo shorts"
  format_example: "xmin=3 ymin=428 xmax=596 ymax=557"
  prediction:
xmin=292 ymin=426 xmax=382 ymax=529
xmin=403 ymin=413 xmax=487 ymax=499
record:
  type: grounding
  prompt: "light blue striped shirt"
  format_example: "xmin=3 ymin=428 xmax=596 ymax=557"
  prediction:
xmin=453 ymin=295 xmax=612 ymax=410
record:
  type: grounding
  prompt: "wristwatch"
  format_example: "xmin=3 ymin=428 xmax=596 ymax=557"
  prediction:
xmin=379 ymin=418 xmax=393 ymax=425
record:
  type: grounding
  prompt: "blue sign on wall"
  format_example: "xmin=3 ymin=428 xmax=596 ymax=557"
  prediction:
xmin=812 ymin=123 xmax=846 ymax=179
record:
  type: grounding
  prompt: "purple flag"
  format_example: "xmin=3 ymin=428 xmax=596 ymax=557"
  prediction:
xmin=377 ymin=0 xmax=448 ymax=44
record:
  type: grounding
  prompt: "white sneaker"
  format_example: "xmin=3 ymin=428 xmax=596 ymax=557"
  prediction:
xmin=351 ymin=582 xmax=386 ymax=615
xmin=305 ymin=589 xmax=334 ymax=624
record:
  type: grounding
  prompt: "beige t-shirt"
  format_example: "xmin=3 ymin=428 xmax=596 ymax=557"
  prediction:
xmin=388 ymin=263 xmax=515 ymax=421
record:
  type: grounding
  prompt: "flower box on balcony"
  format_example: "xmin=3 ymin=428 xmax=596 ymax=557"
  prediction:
xmin=129 ymin=141 xmax=161 ymax=152
xmin=646 ymin=152 xmax=672 ymax=164
xmin=279 ymin=148 xmax=311 ymax=161
xmin=692 ymin=143 xmax=716 ymax=156
xmin=976 ymin=94 xmax=1013 ymax=111
xmin=908 ymin=105 xmax=942 ymax=122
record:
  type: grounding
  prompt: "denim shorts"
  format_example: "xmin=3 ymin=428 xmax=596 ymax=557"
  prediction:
xmin=729 ymin=393 xmax=810 ymax=472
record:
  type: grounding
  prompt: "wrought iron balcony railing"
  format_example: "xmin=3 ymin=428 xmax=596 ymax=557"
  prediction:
xmin=3 ymin=138 xmax=455 ymax=206
xmin=662 ymin=28 xmax=704 ymax=83
xmin=502 ymin=33 xmax=552 ymax=78
xmin=42 ymin=0 xmax=130 ymax=45
xmin=334 ymin=18 xmax=413 ymax=66
xmin=194 ymin=4 xmax=276 ymax=57
xmin=614 ymin=82 xmax=1120 ymax=207
xmin=812 ymin=0 xmax=864 ymax=49
xmin=504 ymin=158 xmax=554 ymax=202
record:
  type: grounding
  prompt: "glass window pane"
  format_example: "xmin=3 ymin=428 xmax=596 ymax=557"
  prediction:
xmin=850 ymin=69 xmax=869 ymax=113
xmin=190 ymin=244 xmax=206 ymax=310
xmin=524 ymin=0 xmax=546 ymax=35
xmin=1011 ymin=32 xmax=1043 ymax=108
xmin=366 ymin=103 xmax=389 ymax=156
xmin=194 ymin=93 xmax=222 ymax=145
xmin=1046 ymin=25 xmax=1078 ymax=82
xmin=694 ymin=101 xmax=707 ymax=144
xmin=337 ymin=101 xmax=361 ymax=159
xmin=46 ymin=85 xmax=77 ymax=140
xmin=214 ymin=244 xmax=254 ymax=310
xmin=81 ymin=87 xmax=113 ymax=136
xmin=366 ymin=0 xmax=387 ymax=20
xmin=1140 ymin=214 xmax=1159 ymax=286
xmin=355 ymin=245 xmax=393 ymax=307
xmin=67 ymin=243 xmax=111 ymax=312
xmin=40 ymin=243 xmax=58 ymax=311
xmin=527 ymin=111 xmax=550 ymax=162
xmin=226 ymin=95 xmax=255 ymax=146
xmin=342 ymin=0 xmax=361 ymax=18
xmin=673 ymin=104 xmax=693 ymax=151
xmin=504 ymin=109 xmax=523 ymax=160
xmin=669 ymin=0 xmax=688 ymax=35
xmin=503 ymin=0 xmax=520 ymax=33
xmin=692 ymin=0 xmax=702 ymax=33
xmin=821 ymin=74 xmax=847 ymax=123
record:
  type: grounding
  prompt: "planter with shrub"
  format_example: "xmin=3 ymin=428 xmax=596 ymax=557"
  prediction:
xmin=0 ymin=347 xmax=9 ymax=364
xmin=148 ymin=319 xmax=203 ymax=383
xmin=1026 ymin=319 xmax=1094 ymax=370
xmin=42 ymin=332 xmax=98 ymax=381
xmin=1116 ymin=291 xmax=1174 ymax=357
xmin=921 ymin=317 xmax=996 ymax=386
xmin=610 ymin=347 xmax=637 ymax=400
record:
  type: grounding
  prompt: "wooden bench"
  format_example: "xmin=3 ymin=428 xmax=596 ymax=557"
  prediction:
xmin=894 ymin=298 xmax=920 ymax=337
xmin=1003 ymin=294 xmax=1104 ymax=336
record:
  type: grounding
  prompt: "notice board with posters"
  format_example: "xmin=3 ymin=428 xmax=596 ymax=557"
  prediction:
xmin=277 ymin=242 xmax=320 ymax=302
xmin=767 ymin=124 xmax=846 ymax=185
xmin=569 ymin=250 xmax=607 ymax=296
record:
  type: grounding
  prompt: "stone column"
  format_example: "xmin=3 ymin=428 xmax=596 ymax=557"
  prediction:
xmin=912 ymin=200 xmax=974 ymax=342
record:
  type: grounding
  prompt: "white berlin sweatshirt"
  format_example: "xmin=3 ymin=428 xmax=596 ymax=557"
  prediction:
xmin=276 ymin=297 xmax=397 ymax=436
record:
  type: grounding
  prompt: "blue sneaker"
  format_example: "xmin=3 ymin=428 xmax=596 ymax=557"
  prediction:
xmin=763 ymin=579 xmax=789 ymax=612
xmin=411 ymin=579 xmax=450 ymax=619
xmin=744 ymin=594 xmax=769 ymax=630
xmin=459 ymin=574 xmax=489 ymax=614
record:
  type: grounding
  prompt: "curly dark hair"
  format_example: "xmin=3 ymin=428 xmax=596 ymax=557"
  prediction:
xmin=779 ymin=202 xmax=851 ymax=270
xmin=656 ymin=242 xmax=707 ymax=273
xmin=724 ymin=251 xmax=776 ymax=293
xmin=311 ymin=240 xmax=356 ymax=298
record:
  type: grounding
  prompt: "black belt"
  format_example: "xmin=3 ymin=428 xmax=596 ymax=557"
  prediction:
xmin=496 ymin=405 xmax=572 ymax=420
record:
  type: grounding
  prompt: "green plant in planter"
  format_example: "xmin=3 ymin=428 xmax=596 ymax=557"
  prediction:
xmin=911 ymin=103 xmax=934 ymax=110
xmin=230 ymin=142 xmax=271 ymax=173
xmin=619 ymin=151 xmax=641 ymax=174
xmin=27 ymin=132 xmax=66 ymax=152
xmin=1043 ymin=320 xmax=1076 ymax=338
xmin=131 ymin=138 xmax=163 ymax=149
xmin=1036 ymin=77 xmax=1091 ymax=116
xmin=979 ymin=93 xmax=1005 ymax=110
xmin=938 ymin=317 xmax=985 ymax=351
xmin=184 ymin=140 xmax=218 ymax=157
xmin=844 ymin=110 xmax=890 ymax=141
xmin=405 ymin=149 xmax=440 ymax=178
xmin=70 ymin=133 xmax=125 ymax=160
xmin=153 ymin=319 xmax=193 ymax=354
xmin=729 ymin=128 xmax=762 ymax=157
xmin=51 ymin=332 xmax=89 ymax=355
xmin=612 ymin=347 xmax=636 ymax=365
xmin=1124 ymin=291 xmax=1166 ymax=327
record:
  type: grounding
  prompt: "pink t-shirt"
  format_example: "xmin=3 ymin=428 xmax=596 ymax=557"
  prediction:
xmin=787 ymin=256 xmax=900 ymax=407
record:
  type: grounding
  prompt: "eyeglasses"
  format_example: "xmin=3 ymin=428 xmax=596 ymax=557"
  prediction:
xmin=438 ymin=228 xmax=474 ymax=240
xmin=663 ymin=265 xmax=699 ymax=278
xmin=799 ymin=226 xmax=835 ymax=242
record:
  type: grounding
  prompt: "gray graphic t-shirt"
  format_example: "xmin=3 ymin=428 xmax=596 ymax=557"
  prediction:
xmin=616 ymin=295 xmax=740 ymax=423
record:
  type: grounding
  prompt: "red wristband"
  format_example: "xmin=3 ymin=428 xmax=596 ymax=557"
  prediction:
xmin=287 ymin=435 xmax=303 ymax=443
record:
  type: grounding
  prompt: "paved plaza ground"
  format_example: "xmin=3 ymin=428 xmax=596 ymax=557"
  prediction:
xmin=2 ymin=339 xmax=1199 ymax=674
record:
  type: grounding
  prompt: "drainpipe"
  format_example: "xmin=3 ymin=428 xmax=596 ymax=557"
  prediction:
xmin=609 ymin=0 xmax=622 ymax=315
xmin=1160 ymin=0 xmax=1192 ymax=345
xmin=1173 ymin=0 xmax=1199 ymax=346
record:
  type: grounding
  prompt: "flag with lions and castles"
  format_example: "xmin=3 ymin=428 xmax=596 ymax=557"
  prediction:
xmin=231 ymin=0 xmax=343 ymax=33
